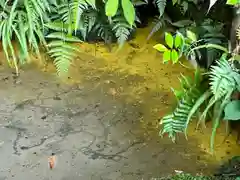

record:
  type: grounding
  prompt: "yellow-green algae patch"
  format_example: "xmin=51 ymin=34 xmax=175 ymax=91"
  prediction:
xmin=68 ymin=27 xmax=240 ymax=163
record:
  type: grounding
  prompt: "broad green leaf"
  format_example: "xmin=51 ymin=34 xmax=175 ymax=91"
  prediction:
xmin=163 ymin=50 xmax=171 ymax=63
xmin=174 ymin=34 xmax=182 ymax=48
xmin=171 ymin=50 xmax=179 ymax=63
xmin=153 ymin=44 xmax=168 ymax=52
xmin=186 ymin=30 xmax=197 ymax=42
xmin=121 ymin=0 xmax=135 ymax=26
xmin=226 ymin=0 xmax=237 ymax=5
xmin=224 ymin=100 xmax=240 ymax=120
xmin=165 ymin=32 xmax=173 ymax=48
xmin=105 ymin=0 xmax=119 ymax=17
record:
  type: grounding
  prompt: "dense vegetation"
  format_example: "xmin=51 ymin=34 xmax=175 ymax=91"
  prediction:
xmin=1 ymin=0 xmax=240 ymax=162
xmin=153 ymin=1 xmax=240 ymax=153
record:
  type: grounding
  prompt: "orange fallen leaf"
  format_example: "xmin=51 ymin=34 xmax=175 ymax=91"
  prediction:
xmin=48 ymin=154 xmax=56 ymax=170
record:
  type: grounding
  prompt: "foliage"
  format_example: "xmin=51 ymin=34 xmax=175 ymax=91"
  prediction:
xmin=153 ymin=30 xmax=199 ymax=64
xmin=224 ymin=100 xmax=240 ymax=120
xmin=208 ymin=0 xmax=239 ymax=13
xmin=0 ymin=0 xmax=141 ymax=76
xmin=0 ymin=0 xmax=50 ymax=75
xmin=159 ymin=68 xmax=207 ymax=141
xmin=170 ymin=173 xmax=213 ymax=180
xmin=147 ymin=15 xmax=194 ymax=40
xmin=159 ymin=51 xmax=240 ymax=151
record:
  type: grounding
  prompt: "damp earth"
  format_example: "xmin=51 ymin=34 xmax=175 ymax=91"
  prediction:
xmin=0 ymin=27 xmax=239 ymax=180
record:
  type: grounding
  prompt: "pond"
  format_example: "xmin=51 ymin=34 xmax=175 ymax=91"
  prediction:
xmin=0 ymin=27 xmax=239 ymax=180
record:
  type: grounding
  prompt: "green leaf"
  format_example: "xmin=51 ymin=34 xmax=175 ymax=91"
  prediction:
xmin=184 ymin=90 xmax=212 ymax=136
xmin=105 ymin=0 xmax=119 ymax=17
xmin=121 ymin=0 xmax=135 ymax=26
xmin=165 ymin=32 xmax=173 ymax=48
xmin=46 ymin=32 xmax=82 ymax=42
xmin=174 ymin=34 xmax=182 ymax=48
xmin=153 ymin=44 xmax=168 ymax=52
xmin=171 ymin=87 xmax=184 ymax=100
xmin=163 ymin=50 xmax=171 ymax=63
xmin=224 ymin=100 xmax=240 ymax=120
xmin=171 ymin=49 xmax=179 ymax=63
xmin=226 ymin=0 xmax=237 ymax=5
xmin=186 ymin=30 xmax=197 ymax=42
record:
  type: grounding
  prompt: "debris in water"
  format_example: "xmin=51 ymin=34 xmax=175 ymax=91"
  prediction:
xmin=48 ymin=153 xmax=56 ymax=170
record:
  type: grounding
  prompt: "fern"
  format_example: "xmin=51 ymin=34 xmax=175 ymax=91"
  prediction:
xmin=0 ymin=0 xmax=136 ymax=75
xmin=45 ymin=20 xmax=82 ymax=76
xmin=154 ymin=0 xmax=166 ymax=17
xmin=78 ymin=9 xmax=97 ymax=40
xmin=237 ymin=26 xmax=240 ymax=40
xmin=47 ymin=40 xmax=80 ymax=76
xmin=112 ymin=14 xmax=133 ymax=48
xmin=147 ymin=15 xmax=171 ymax=40
xmin=93 ymin=23 xmax=114 ymax=43
xmin=160 ymin=68 xmax=206 ymax=141
xmin=0 ymin=0 xmax=50 ymax=75
xmin=160 ymin=55 xmax=240 ymax=151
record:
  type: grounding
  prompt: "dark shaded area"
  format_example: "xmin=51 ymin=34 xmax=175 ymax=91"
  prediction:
xmin=214 ymin=156 xmax=240 ymax=179
xmin=164 ymin=156 xmax=240 ymax=179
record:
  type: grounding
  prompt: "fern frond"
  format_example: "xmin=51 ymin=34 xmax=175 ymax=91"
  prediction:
xmin=154 ymin=0 xmax=166 ymax=17
xmin=147 ymin=17 xmax=165 ymax=40
xmin=93 ymin=23 xmax=114 ymax=43
xmin=147 ymin=15 xmax=171 ymax=40
xmin=78 ymin=9 xmax=97 ymax=40
xmin=112 ymin=15 xmax=132 ymax=48
xmin=46 ymin=32 xmax=82 ymax=42
xmin=71 ymin=0 xmax=90 ymax=32
xmin=47 ymin=40 xmax=80 ymax=76
xmin=237 ymin=26 xmax=240 ymax=40
xmin=160 ymin=97 xmax=193 ymax=141
xmin=209 ymin=58 xmax=238 ymax=99
xmin=160 ymin=69 xmax=206 ymax=141
xmin=45 ymin=21 xmax=69 ymax=32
